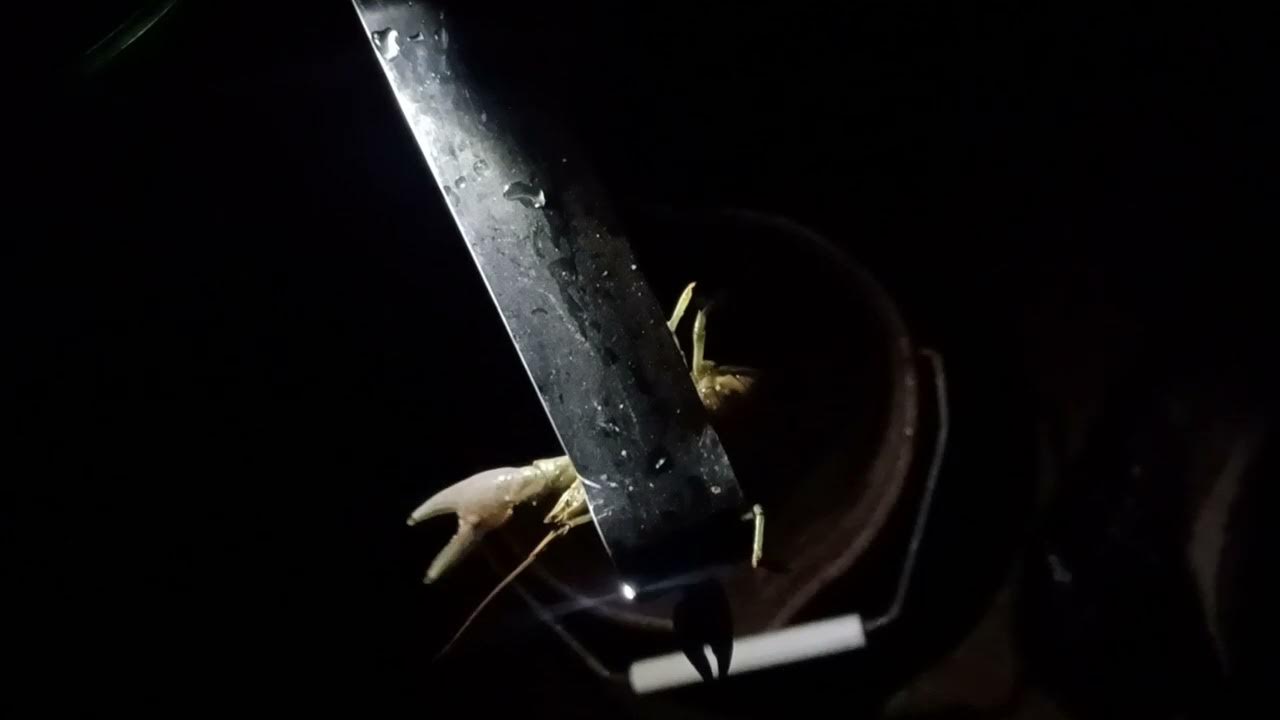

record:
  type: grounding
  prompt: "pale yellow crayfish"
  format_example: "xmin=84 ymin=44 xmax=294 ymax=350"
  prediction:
xmin=408 ymin=282 xmax=761 ymax=653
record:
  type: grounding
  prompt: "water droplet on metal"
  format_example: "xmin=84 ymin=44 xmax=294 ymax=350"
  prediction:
xmin=480 ymin=111 xmax=487 ymax=123
xmin=654 ymin=455 xmax=667 ymax=470
xmin=503 ymin=180 xmax=546 ymax=209
xmin=710 ymin=485 xmax=722 ymax=495
xmin=630 ymin=264 xmax=637 ymax=270
xmin=455 ymin=175 xmax=467 ymax=189
xmin=620 ymin=450 xmax=629 ymax=459
xmin=548 ymin=258 xmax=577 ymax=282
xmin=371 ymin=28 xmax=401 ymax=60
xmin=473 ymin=158 xmax=489 ymax=175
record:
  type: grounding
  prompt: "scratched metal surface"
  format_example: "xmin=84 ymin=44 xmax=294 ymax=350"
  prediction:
xmin=349 ymin=0 xmax=743 ymax=583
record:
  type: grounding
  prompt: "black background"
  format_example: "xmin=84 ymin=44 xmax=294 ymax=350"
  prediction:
xmin=12 ymin=1 xmax=1274 ymax=715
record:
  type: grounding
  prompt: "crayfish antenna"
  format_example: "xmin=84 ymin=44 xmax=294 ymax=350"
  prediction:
xmin=435 ymin=513 xmax=591 ymax=659
xmin=434 ymin=526 xmax=564 ymax=659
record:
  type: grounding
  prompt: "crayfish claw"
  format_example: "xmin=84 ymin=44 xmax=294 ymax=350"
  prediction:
xmin=406 ymin=489 xmax=457 ymax=527
xmin=407 ymin=467 xmax=522 ymax=582
xmin=424 ymin=522 xmax=479 ymax=584
xmin=406 ymin=467 xmax=521 ymax=527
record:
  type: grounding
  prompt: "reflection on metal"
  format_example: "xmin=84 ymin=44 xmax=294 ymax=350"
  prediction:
xmin=79 ymin=0 xmax=182 ymax=76
xmin=349 ymin=1 xmax=743 ymax=581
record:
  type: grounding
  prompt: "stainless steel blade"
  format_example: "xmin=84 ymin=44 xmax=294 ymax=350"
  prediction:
xmin=350 ymin=1 xmax=743 ymax=582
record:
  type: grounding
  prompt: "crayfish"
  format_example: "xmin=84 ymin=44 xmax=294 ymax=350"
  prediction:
xmin=409 ymin=282 xmax=762 ymax=654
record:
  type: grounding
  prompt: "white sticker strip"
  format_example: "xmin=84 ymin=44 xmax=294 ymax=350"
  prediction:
xmin=628 ymin=613 xmax=866 ymax=694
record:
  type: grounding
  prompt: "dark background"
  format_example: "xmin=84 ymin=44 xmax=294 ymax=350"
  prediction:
xmin=11 ymin=1 xmax=1274 ymax=716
